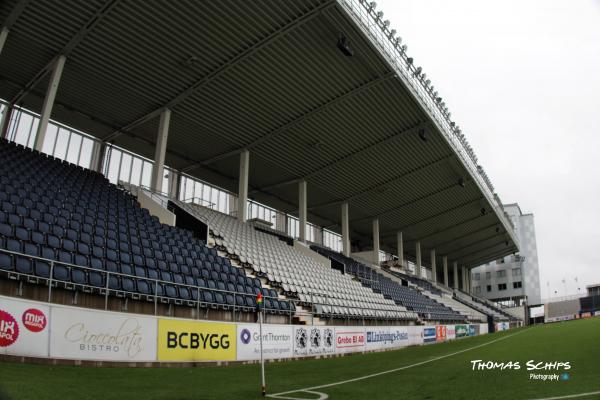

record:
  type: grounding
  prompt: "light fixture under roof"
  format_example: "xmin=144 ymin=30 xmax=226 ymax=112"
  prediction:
xmin=418 ymin=128 xmax=427 ymax=142
xmin=457 ymin=177 xmax=465 ymax=187
xmin=337 ymin=34 xmax=354 ymax=57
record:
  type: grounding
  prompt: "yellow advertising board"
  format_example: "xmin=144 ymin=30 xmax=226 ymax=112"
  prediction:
xmin=157 ymin=319 xmax=236 ymax=361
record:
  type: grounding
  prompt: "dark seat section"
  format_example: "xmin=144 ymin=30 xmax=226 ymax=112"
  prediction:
xmin=0 ymin=139 xmax=272 ymax=312
xmin=311 ymin=244 xmax=466 ymax=322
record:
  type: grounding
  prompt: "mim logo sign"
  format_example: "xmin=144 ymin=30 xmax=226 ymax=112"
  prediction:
xmin=22 ymin=308 xmax=47 ymax=333
xmin=0 ymin=310 xmax=19 ymax=347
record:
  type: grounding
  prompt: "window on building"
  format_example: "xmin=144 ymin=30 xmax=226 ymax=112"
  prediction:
xmin=513 ymin=281 xmax=522 ymax=289
xmin=496 ymin=270 xmax=506 ymax=278
xmin=475 ymin=286 xmax=481 ymax=294
xmin=485 ymin=272 xmax=491 ymax=280
xmin=473 ymin=273 xmax=480 ymax=280
xmin=512 ymin=268 xmax=521 ymax=277
xmin=486 ymin=285 xmax=492 ymax=292
xmin=496 ymin=258 xmax=505 ymax=264
xmin=498 ymin=283 xmax=507 ymax=291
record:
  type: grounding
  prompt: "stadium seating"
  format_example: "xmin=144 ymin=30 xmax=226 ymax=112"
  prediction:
xmin=310 ymin=245 xmax=466 ymax=322
xmin=0 ymin=139 xmax=290 ymax=314
xmin=453 ymin=290 xmax=511 ymax=321
xmin=171 ymin=200 xmax=417 ymax=321
xmin=386 ymin=269 xmax=442 ymax=295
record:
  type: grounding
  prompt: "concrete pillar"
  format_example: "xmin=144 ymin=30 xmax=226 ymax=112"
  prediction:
xmin=237 ymin=150 xmax=250 ymax=222
xmin=466 ymin=268 xmax=471 ymax=293
xmin=443 ymin=256 xmax=448 ymax=286
xmin=168 ymin=170 xmax=180 ymax=199
xmin=298 ymin=180 xmax=307 ymax=242
xmin=0 ymin=27 xmax=12 ymax=140
xmin=397 ymin=231 xmax=404 ymax=267
xmin=462 ymin=266 xmax=467 ymax=291
xmin=341 ymin=202 xmax=350 ymax=256
xmin=415 ymin=241 xmax=421 ymax=277
xmin=453 ymin=261 xmax=458 ymax=289
xmin=0 ymin=28 xmax=12 ymax=140
xmin=1 ymin=106 xmax=13 ymax=140
xmin=372 ymin=218 xmax=380 ymax=264
xmin=150 ymin=109 xmax=171 ymax=192
xmin=0 ymin=27 xmax=8 ymax=54
xmin=430 ymin=249 xmax=437 ymax=283
xmin=90 ymin=141 xmax=106 ymax=174
xmin=34 ymin=55 xmax=66 ymax=151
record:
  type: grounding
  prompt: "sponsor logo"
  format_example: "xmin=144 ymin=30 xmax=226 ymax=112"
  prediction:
xmin=366 ymin=330 xmax=408 ymax=344
xmin=323 ymin=329 xmax=334 ymax=348
xmin=0 ymin=310 xmax=19 ymax=347
xmin=310 ymin=328 xmax=321 ymax=349
xmin=561 ymin=372 xmax=570 ymax=381
xmin=63 ymin=318 xmax=146 ymax=358
xmin=336 ymin=331 xmax=365 ymax=348
xmin=22 ymin=308 xmax=47 ymax=333
xmin=468 ymin=325 xmax=476 ymax=336
xmin=455 ymin=325 xmax=468 ymax=338
xmin=436 ymin=326 xmax=447 ymax=341
xmin=157 ymin=320 xmax=236 ymax=361
xmin=422 ymin=327 xmax=436 ymax=343
xmin=295 ymin=328 xmax=307 ymax=350
xmin=240 ymin=329 xmax=251 ymax=345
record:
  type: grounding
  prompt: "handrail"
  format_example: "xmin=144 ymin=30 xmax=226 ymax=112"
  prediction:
xmin=0 ymin=248 xmax=418 ymax=323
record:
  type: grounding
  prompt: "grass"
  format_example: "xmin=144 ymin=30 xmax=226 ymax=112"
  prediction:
xmin=1 ymin=318 xmax=599 ymax=400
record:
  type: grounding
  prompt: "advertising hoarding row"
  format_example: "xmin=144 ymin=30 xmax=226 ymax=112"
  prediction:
xmin=0 ymin=295 xmax=496 ymax=363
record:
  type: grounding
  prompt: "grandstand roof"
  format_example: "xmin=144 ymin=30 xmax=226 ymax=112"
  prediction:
xmin=0 ymin=0 xmax=519 ymax=266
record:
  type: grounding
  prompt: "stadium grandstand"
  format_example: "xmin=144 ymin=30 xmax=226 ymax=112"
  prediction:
xmin=0 ymin=0 xmax=534 ymax=382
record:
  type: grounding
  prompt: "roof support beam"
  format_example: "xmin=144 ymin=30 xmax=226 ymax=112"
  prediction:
xmin=0 ymin=26 xmax=8 ymax=54
xmin=237 ymin=150 xmax=250 ymax=222
xmin=298 ymin=180 xmax=307 ymax=242
xmin=104 ymin=0 xmax=337 ymax=144
xmin=384 ymin=197 xmax=484 ymax=233
xmin=443 ymin=256 xmax=448 ymax=286
xmin=453 ymin=240 xmax=512 ymax=265
xmin=397 ymin=231 xmax=404 ymax=268
xmin=34 ymin=55 xmax=66 ymax=151
xmin=8 ymin=0 xmax=120 ymax=105
xmin=453 ymin=261 xmax=458 ymax=289
xmin=185 ymin=72 xmax=394 ymax=173
xmin=435 ymin=223 xmax=501 ymax=250
xmin=372 ymin=218 xmax=380 ymax=264
xmin=1 ymin=0 xmax=29 ymax=30
xmin=347 ymin=181 xmax=474 ymax=225
xmin=382 ymin=213 xmax=492 ymax=242
xmin=430 ymin=249 xmax=437 ymax=283
xmin=446 ymin=233 xmax=509 ymax=258
xmin=341 ymin=202 xmax=350 ymax=257
xmin=415 ymin=241 xmax=422 ymax=277
xmin=405 ymin=222 xmax=499 ymax=251
xmin=306 ymin=153 xmax=450 ymax=210
xmin=151 ymin=109 xmax=171 ymax=192
xmin=0 ymin=0 xmax=31 ymax=138
xmin=249 ymin=120 xmax=427 ymax=196
xmin=463 ymin=248 xmax=514 ymax=268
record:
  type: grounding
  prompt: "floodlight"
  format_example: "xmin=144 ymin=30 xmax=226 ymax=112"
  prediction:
xmin=337 ymin=34 xmax=354 ymax=57
xmin=418 ymin=128 xmax=427 ymax=142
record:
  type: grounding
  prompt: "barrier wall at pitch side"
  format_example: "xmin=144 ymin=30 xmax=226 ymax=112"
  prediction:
xmin=0 ymin=295 xmax=490 ymax=363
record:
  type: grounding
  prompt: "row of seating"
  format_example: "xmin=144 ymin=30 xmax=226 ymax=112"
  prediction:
xmin=0 ymin=139 xmax=289 ymax=314
xmin=310 ymin=244 xmax=466 ymax=322
xmin=177 ymin=200 xmax=417 ymax=320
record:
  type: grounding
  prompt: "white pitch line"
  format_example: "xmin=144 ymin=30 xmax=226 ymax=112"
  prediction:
xmin=527 ymin=391 xmax=600 ymax=400
xmin=267 ymin=330 xmax=526 ymax=400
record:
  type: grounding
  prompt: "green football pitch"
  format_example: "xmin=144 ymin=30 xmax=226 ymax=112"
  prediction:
xmin=1 ymin=318 xmax=599 ymax=400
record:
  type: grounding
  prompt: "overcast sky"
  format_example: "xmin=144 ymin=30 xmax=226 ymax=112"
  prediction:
xmin=376 ymin=0 xmax=600 ymax=299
